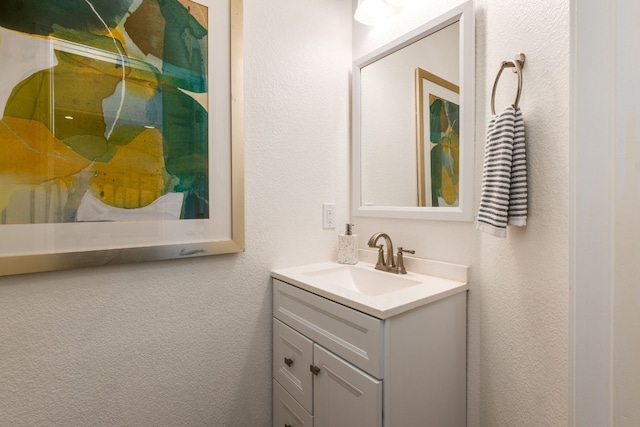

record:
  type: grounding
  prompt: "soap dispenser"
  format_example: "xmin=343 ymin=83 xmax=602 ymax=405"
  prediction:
xmin=337 ymin=223 xmax=358 ymax=265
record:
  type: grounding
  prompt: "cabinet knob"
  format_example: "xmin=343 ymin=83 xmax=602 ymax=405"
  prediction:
xmin=310 ymin=365 xmax=321 ymax=376
xmin=284 ymin=357 xmax=293 ymax=367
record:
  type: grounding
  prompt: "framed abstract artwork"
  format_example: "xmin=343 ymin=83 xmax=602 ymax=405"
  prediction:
xmin=0 ymin=0 xmax=244 ymax=276
xmin=415 ymin=68 xmax=460 ymax=208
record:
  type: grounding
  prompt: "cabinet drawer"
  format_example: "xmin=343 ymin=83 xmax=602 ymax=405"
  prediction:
xmin=273 ymin=279 xmax=384 ymax=378
xmin=274 ymin=379 xmax=313 ymax=427
xmin=273 ymin=318 xmax=314 ymax=413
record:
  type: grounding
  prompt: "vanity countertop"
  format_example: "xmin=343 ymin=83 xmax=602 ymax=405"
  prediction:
xmin=271 ymin=255 xmax=469 ymax=319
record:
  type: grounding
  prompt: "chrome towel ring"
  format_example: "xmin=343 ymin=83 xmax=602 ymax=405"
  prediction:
xmin=491 ymin=53 xmax=526 ymax=115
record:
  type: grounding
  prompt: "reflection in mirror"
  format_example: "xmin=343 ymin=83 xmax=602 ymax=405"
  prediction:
xmin=352 ymin=1 xmax=474 ymax=220
xmin=416 ymin=66 xmax=460 ymax=207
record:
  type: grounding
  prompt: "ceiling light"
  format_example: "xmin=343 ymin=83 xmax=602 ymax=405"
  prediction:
xmin=385 ymin=0 xmax=408 ymax=6
xmin=354 ymin=0 xmax=394 ymax=26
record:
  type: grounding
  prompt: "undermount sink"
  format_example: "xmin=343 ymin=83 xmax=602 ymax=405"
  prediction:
xmin=301 ymin=265 xmax=421 ymax=296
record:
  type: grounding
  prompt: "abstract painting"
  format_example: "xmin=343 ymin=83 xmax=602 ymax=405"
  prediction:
xmin=428 ymin=93 xmax=460 ymax=207
xmin=415 ymin=68 xmax=460 ymax=208
xmin=0 ymin=0 xmax=244 ymax=275
xmin=0 ymin=0 xmax=211 ymax=223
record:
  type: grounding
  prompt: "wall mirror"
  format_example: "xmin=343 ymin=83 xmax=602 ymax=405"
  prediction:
xmin=352 ymin=1 xmax=475 ymax=220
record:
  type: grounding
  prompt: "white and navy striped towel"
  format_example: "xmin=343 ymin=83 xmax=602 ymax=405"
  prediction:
xmin=476 ymin=105 xmax=527 ymax=237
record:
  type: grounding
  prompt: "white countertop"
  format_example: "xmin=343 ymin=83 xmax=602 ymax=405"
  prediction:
xmin=271 ymin=256 xmax=469 ymax=319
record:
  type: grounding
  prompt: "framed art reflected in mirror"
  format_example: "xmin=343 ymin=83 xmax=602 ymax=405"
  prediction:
xmin=416 ymin=68 xmax=460 ymax=208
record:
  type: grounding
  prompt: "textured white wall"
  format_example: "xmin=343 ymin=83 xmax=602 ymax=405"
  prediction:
xmin=473 ymin=1 xmax=569 ymax=425
xmin=0 ymin=0 xmax=352 ymax=425
xmin=353 ymin=0 xmax=569 ymax=426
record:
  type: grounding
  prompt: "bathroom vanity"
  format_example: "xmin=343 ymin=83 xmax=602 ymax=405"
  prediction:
xmin=271 ymin=256 xmax=469 ymax=427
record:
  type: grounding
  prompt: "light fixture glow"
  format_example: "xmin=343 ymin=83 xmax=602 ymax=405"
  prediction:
xmin=354 ymin=0 xmax=393 ymax=26
xmin=384 ymin=0 xmax=408 ymax=6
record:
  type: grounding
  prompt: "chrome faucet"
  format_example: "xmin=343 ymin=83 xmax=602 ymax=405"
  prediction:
xmin=367 ymin=232 xmax=395 ymax=272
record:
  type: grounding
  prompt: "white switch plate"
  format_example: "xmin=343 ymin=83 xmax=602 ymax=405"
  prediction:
xmin=323 ymin=203 xmax=336 ymax=229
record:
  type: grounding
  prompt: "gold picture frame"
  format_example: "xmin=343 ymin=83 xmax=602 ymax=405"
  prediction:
xmin=0 ymin=0 xmax=244 ymax=276
xmin=416 ymin=68 xmax=460 ymax=207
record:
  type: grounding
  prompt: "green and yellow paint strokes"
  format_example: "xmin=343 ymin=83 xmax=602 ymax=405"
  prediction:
xmin=429 ymin=95 xmax=459 ymax=207
xmin=0 ymin=0 xmax=209 ymax=223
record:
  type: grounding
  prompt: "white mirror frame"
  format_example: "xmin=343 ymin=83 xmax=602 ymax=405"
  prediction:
xmin=352 ymin=0 xmax=475 ymax=221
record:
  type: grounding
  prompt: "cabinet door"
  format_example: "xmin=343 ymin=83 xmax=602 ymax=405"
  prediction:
xmin=273 ymin=319 xmax=314 ymax=413
xmin=313 ymin=344 xmax=382 ymax=427
xmin=273 ymin=380 xmax=313 ymax=427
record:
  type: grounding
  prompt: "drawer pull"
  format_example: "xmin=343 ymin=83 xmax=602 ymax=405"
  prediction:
xmin=284 ymin=357 xmax=293 ymax=367
xmin=285 ymin=424 xmax=292 ymax=427
xmin=310 ymin=365 xmax=321 ymax=376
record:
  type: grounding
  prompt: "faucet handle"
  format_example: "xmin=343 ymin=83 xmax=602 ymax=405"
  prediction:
xmin=395 ymin=247 xmax=415 ymax=274
xmin=373 ymin=245 xmax=386 ymax=271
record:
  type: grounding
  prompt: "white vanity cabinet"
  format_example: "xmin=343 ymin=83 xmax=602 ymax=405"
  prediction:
xmin=273 ymin=318 xmax=382 ymax=427
xmin=272 ymin=277 xmax=467 ymax=427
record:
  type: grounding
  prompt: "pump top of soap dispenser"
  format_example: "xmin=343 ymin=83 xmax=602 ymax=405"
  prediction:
xmin=345 ymin=224 xmax=354 ymax=235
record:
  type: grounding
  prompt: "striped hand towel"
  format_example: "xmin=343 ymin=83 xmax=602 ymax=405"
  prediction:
xmin=476 ymin=106 xmax=527 ymax=237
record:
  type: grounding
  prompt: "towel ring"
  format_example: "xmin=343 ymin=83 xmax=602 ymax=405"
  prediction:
xmin=491 ymin=53 xmax=525 ymax=115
